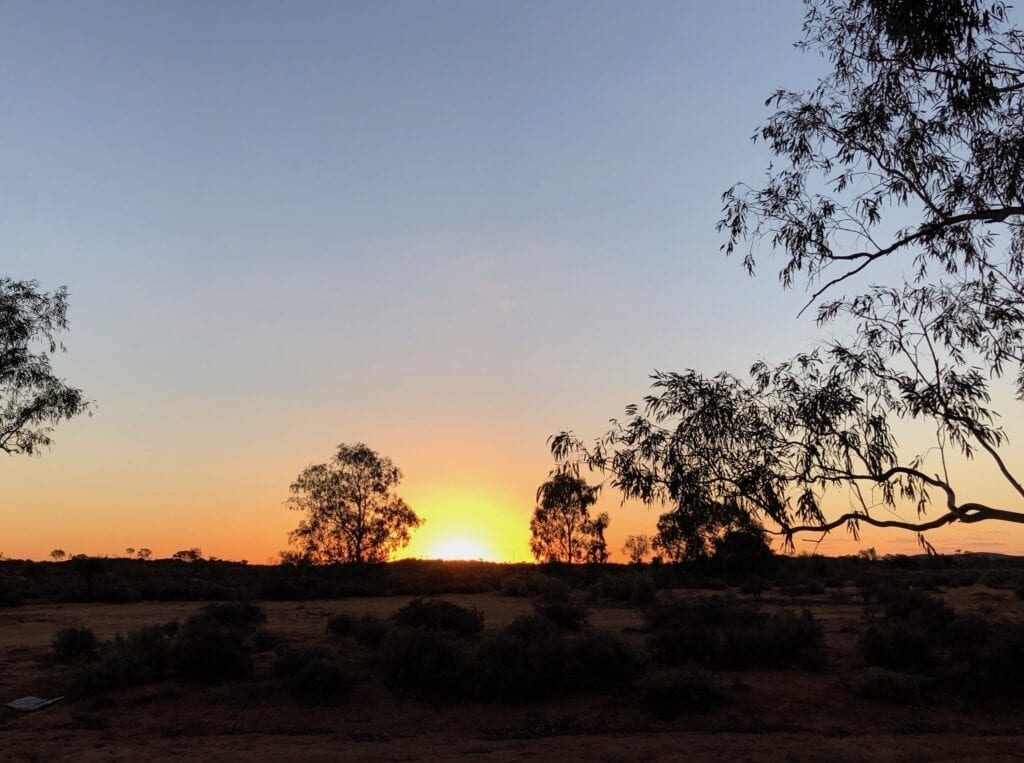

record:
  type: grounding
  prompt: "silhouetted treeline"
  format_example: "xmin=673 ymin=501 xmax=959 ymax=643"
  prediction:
xmin=3 ymin=552 xmax=1024 ymax=606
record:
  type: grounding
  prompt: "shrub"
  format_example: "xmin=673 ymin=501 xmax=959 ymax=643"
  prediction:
xmin=379 ymin=626 xmax=468 ymax=696
xmin=534 ymin=601 xmax=589 ymax=631
xmin=593 ymin=572 xmax=656 ymax=605
xmin=537 ymin=576 xmax=571 ymax=604
xmin=854 ymin=668 xmax=934 ymax=702
xmin=71 ymin=624 xmax=176 ymax=696
xmin=52 ymin=626 xmax=99 ymax=662
xmin=966 ymin=622 xmax=1024 ymax=696
xmin=353 ymin=615 xmax=387 ymax=648
xmin=564 ymin=630 xmax=638 ymax=690
xmin=646 ymin=597 xmax=823 ymax=669
xmin=326 ymin=613 xmax=357 ymax=637
xmin=859 ymin=621 xmax=935 ymax=669
xmin=642 ymin=668 xmax=719 ymax=719
xmin=173 ymin=613 xmax=253 ymax=681
xmin=274 ymin=646 xmax=350 ymax=703
xmin=471 ymin=626 xmax=567 ymax=702
xmin=391 ymin=598 xmax=484 ymax=640
xmin=199 ymin=601 xmax=267 ymax=629
xmin=500 ymin=576 xmax=530 ymax=597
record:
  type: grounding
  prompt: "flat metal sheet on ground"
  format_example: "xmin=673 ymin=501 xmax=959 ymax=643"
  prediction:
xmin=6 ymin=696 xmax=64 ymax=712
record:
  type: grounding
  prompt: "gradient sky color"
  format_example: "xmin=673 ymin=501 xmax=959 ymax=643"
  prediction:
xmin=3 ymin=1 xmax=1022 ymax=562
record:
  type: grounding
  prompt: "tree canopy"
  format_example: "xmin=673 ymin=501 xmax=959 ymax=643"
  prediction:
xmin=553 ymin=0 xmax=1024 ymax=549
xmin=287 ymin=443 xmax=423 ymax=564
xmin=529 ymin=473 xmax=607 ymax=564
xmin=1 ymin=278 xmax=88 ymax=456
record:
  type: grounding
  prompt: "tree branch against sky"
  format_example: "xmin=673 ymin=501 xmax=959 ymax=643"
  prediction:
xmin=553 ymin=0 xmax=1024 ymax=551
xmin=0 ymin=278 xmax=88 ymax=457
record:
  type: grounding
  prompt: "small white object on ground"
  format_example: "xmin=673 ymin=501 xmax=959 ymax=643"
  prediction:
xmin=6 ymin=696 xmax=64 ymax=712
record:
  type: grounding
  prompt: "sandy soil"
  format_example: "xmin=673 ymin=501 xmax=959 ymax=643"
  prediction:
xmin=2 ymin=587 xmax=1023 ymax=761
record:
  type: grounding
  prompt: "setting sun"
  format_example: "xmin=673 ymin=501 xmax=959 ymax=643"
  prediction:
xmin=428 ymin=536 xmax=493 ymax=561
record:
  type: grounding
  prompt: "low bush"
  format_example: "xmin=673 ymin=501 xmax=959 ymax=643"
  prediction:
xmin=172 ymin=610 xmax=255 ymax=681
xmin=52 ymin=626 xmax=99 ymax=662
xmin=274 ymin=645 xmax=350 ymax=703
xmin=379 ymin=626 xmax=468 ymax=696
xmin=71 ymin=623 xmax=176 ymax=696
xmin=854 ymin=667 xmax=934 ymax=702
xmin=500 ymin=576 xmax=530 ymax=597
xmin=470 ymin=624 xmax=567 ymax=702
xmin=199 ymin=601 xmax=267 ymax=629
xmin=858 ymin=621 xmax=935 ymax=669
xmin=391 ymin=598 xmax=484 ymax=640
xmin=641 ymin=668 xmax=719 ymax=719
xmin=534 ymin=601 xmax=589 ymax=631
xmin=646 ymin=597 xmax=823 ymax=669
xmin=563 ymin=630 xmax=638 ymax=690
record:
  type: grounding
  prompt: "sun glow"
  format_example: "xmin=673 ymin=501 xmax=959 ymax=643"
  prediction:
xmin=428 ymin=536 xmax=493 ymax=561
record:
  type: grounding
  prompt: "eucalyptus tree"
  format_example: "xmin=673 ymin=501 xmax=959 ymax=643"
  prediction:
xmin=553 ymin=0 xmax=1024 ymax=549
xmin=529 ymin=473 xmax=605 ymax=564
xmin=287 ymin=443 xmax=423 ymax=563
xmin=1 ymin=278 xmax=88 ymax=456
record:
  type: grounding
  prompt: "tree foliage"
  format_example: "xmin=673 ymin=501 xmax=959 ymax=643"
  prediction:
xmin=0 ymin=278 xmax=88 ymax=456
xmin=529 ymin=473 xmax=606 ymax=564
xmin=287 ymin=443 xmax=423 ymax=564
xmin=553 ymin=0 xmax=1024 ymax=547
xmin=622 ymin=534 xmax=652 ymax=565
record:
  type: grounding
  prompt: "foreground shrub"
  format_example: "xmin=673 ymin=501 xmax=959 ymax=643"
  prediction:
xmin=859 ymin=621 xmax=935 ymax=669
xmin=379 ymin=626 xmax=468 ymax=695
xmin=564 ymin=630 xmax=638 ymax=690
xmin=391 ymin=598 xmax=484 ymax=640
xmin=470 ymin=616 xmax=568 ymax=702
xmin=592 ymin=572 xmax=656 ymax=605
xmin=534 ymin=601 xmax=589 ymax=631
xmin=500 ymin=576 xmax=530 ymax=597
xmin=52 ymin=626 xmax=99 ymax=662
xmin=642 ymin=668 xmax=719 ymax=719
xmin=275 ymin=646 xmax=350 ymax=703
xmin=854 ymin=668 xmax=935 ymax=702
xmin=199 ymin=601 xmax=266 ymax=629
xmin=71 ymin=623 xmax=177 ymax=696
xmin=646 ymin=597 xmax=823 ymax=669
xmin=172 ymin=611 xmax=254 ymax=681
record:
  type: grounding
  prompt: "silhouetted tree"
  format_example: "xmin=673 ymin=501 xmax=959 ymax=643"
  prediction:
xmin=587 ymin=512 xmax=611 ymax=564
xmin=287 ymin=443 xmax=423 ymax=564
xmin=49 ymin=548 xmax=66 ymax=561
xmin=136 ymin=548 xmax=152 ymax=560
xmin=0 ymin=278 xmax=88 ymax=455
xmin=554 ymin=1 xmax=1024 ymax=548
xmin=654 ymin=499 xmax=764 ymax=563
xmin=125 ymin=547 xmax=135 ymax=558
xmin=529 ymin=473 xmax=604 ymax=564
xmin=172 ymin=548 xmax=202 ymax=562
xmin=622 ymin=535 xmax=651 ymax=565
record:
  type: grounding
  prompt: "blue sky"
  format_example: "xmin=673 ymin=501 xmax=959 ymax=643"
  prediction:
xmin=7 ymin=1 xmax=1001 ymax=561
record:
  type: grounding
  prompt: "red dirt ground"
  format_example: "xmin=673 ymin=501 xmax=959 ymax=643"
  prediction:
xmin=2 ymin=587 xmax=1023 ymax=761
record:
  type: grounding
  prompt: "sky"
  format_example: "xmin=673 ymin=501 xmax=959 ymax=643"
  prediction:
xmin=2 ymin=0 xmax=1021 ymax=563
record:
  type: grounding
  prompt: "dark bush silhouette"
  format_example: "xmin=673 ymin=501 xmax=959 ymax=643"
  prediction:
xmin=274 ymin=645 xmax=350 ymax=703
xmin=470 ymin=615 xmax=568 ymax=702
xmin=592 ymin=572 xmax=656 ymax=605
xmin=71 ymin=623 xmax=177 ymax=696
xmin=199 ymin=601 xmax=267 ymax=629
xmin=641 ymin=668 xmax=719 ymax=719
xmin=854 ymin=668 xmax=935 ymax=702
xmin=500 ymin=576 xmax=530 ymax=597
xmin=173 ymin=613 xmax=253 ymax=681
xmin=391 ymin=598 xmax=484 ymax=639
xmin=646 ymin=597 xmax=822 ymax=669
xmin=379 ymin=626 xmax=468 ymax=696
xmin=52 ymin=626 xmax=98 ymax=662
xmin=534 ymin=601 xmax=588 ymax=631
xmin=563 ymin=630 xmax=638 ymax=690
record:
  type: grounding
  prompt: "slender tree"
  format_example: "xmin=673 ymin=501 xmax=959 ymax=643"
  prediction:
xmin=529 ymin=473 xmax=604 ymax=564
